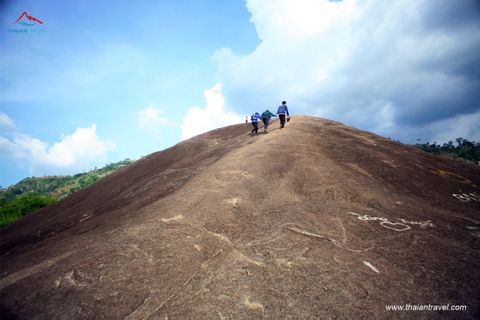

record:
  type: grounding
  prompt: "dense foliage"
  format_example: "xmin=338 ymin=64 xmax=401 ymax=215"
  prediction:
xmin=0 ymin=159 xmax=134 ymax=227
xmin=416 ymin=138 xmax=480 ymax=163
xmin=0 ymin=194 xmax=57 ymax=227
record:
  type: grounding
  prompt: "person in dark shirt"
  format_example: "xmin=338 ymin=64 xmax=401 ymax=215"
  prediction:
xmin=260 ymin=109 xmax=277 ymax=134
xmin=276 ymin=101 xmax=290 ymax=129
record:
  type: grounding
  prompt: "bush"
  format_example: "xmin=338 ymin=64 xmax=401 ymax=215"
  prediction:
xmin=0 ymin=193 xmax=57 ymax=228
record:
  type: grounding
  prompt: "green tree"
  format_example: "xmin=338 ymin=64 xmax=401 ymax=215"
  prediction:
xmin=456 ymin=137 xmax=464 ymax=146
xmin=0 ymin=194 xmax=57 ymax=227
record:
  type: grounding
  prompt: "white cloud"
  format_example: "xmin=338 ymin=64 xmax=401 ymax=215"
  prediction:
xmin=248 ymin=0 xmax=355 ymax=41
xmin=211 ymin=0 xmax=480 ymax=143
xmin=0 ymin=136 xmax=26 ymax=159
xmin=0 ymin=117 xmax=116 ymax=176
xmin=32 ymin=125 xmax=116 ymax=170
xmin=370 ymin=110 xmax=480 ymax=144
xmin=181 ymin=84 xmax=244 ymax=140
xmin=428 ymin=111 xmax=480 ymax=145
xmin=0 ymin=112 xmax=16 ymax=131
xmin=137 ymin=106 xmax=176 ymax=139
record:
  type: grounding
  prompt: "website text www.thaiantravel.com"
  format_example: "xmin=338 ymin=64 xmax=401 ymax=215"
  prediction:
xmin=386 ymin=304 xmax=467 ymax=312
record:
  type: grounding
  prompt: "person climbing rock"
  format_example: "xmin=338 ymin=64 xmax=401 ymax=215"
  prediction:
xmin=260 ymin=109 xmax=277 ymax=134
xmin=250 ymin=112 xmax=261 ymax=135
xmin=276 ymin=101 xmax=290 ymax=129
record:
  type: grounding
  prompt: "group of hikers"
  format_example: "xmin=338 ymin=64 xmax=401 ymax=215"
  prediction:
xmin=248 ymin=101 xmax=290 ymax=135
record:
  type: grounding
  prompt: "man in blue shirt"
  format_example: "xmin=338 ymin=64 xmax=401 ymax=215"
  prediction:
xmin=276 ymin=101 xmax=290 ymax=129
xmin=250 ymin=112 xmax=261 ymax=135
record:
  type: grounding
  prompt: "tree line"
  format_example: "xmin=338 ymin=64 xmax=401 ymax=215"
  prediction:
xmin=416 ymin=138 xmax=480 ymax=163
xmin=0 ymin=194 xmax=57 ymax=227
xmin=0 ymin=159 xmax=134 ymax=228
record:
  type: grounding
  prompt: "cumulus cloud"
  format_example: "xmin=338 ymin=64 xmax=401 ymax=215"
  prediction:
xmin=181 ymin=84 xmax=244 ymax=140
xmin=0 ymin=114 xmax=116 ymax=176
xmin=422 ymin=111 xmax=480 ymax=145
xmin=0 ymin=112 xmax=16 ymax=131
xmin=212 ymin=0 xmax=480 ymax=143
xmin=27 ymin=125 xmax=117 ymax=173
xmin=0 ymin=135 xmax=25 ymax=159
xmin=137 ymin=106 xmax=176 ymax=139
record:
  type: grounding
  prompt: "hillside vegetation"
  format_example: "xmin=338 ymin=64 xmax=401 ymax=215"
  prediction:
xmin=414 ymin=138 xmax=480 ymax=164
xmin=0 ymin=159 xmax=134 ymax=227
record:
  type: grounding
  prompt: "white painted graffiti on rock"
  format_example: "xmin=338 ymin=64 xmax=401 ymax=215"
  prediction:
xmin=398 ymin=218 xmax=435 ymax=229
xmin=453 ymin=193 xmax=480 ymax=203
xmin=357 ymin=215 xmax=434 ymax=232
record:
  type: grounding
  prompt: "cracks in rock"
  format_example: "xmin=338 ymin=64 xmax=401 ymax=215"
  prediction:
xmin=241 ymin=222 xmax=374 ymax=253
xmin=201 ymin=249 xmax=223 ymax=268
xmin=200 ymin=225 xmax=266 ymax=267
xmin=129 ymin=244 xmax=154 ymax=263
xmin=1 ymin=248 xmax=85 ymax=289
xmin=124 ymin=219 xmax=373 ymax=318
xmin=287 ymin=226 xmax=374 ymax=252
xmin=125 ymin=249 xmax=224 ymax=319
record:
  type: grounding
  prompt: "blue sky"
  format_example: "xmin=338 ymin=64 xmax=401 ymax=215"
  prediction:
xmin=1 ymin=0 xmax=480 ymax=188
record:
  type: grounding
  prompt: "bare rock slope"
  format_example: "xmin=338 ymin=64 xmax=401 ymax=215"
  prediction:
xmin=1 ymin=116 xmax=480 ymax=318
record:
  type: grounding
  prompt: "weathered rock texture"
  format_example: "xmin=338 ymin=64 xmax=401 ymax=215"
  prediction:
xmin=1 ymin=116 xmax=480 ymax=318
